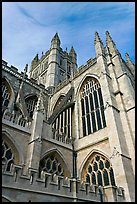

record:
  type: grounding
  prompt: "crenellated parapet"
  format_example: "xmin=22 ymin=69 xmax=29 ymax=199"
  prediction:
xmin=2 ymin=163 xmax=125 ymax=202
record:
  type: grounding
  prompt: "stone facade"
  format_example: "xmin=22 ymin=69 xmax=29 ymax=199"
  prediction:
xmin=2 ymin=31 xmax=135 ymax=202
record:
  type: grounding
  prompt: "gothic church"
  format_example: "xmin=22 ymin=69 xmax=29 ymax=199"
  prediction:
xmin=2 ymin=31 xmax=135 ymax=202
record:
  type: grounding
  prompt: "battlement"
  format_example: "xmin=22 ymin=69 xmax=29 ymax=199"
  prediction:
xmin=2 ymin=163 xmax=125 ymax=202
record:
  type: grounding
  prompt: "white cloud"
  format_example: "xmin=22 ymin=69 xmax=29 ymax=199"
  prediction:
xmin=2 ymin=2 xmax=135 ymax=72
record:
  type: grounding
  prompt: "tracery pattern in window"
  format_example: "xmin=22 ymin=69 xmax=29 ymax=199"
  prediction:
xmin=2 ymin=139 xmax=15 ymax=171
xmin=80 ymin=77 xmax=106 ymax=136
xmin=52 ymin=107 xmax=72 ymax=142
xmin=25 ymin=95 xmax=38 ymax=118
xmin=2 ymin=80 xmax=11 ymax=108
xmin=82 ymin=154 xmax=116 ymax=187
xmin=39 ymin=154 xmax=65 ymax=177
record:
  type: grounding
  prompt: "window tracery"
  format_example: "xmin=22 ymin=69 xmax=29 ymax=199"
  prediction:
xmin=25 ymin=95 xmax=38 ymax=118
xmin=2 ymin=139 xmax=15 ymax=171
xmin=82 ymin=153 xmax=116 ymax=187
xmin=39 ymin=152 xmax=70 ymax=178
xmin=2 ymin=80 xmax=11 ymax=108
xmin=80 ymin=77 xmax=106 ymax=136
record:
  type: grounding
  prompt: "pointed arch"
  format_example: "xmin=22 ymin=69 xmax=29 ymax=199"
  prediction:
xmin=80 ymin=149 xmax=116 ymax=187
xmin=51 ymin=93 xmax=66 ymax=112
xmin=25 ymin=94 xmax=38 ymax=118
xmin=39 ymin=148 xmax=71 ymax=177
xmin=2 ymin=77 xmax=15 ymax=109
xmin=76 ymin=74 xmax=99 ymax=97
xmin=77 ymin=75 xmax=106 ymax=137
xmin=2 ymin=130 xmax=23 ymax=171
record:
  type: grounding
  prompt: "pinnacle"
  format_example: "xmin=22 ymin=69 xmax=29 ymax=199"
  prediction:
xmin=94 ymin=31 xmax=103 ymax=44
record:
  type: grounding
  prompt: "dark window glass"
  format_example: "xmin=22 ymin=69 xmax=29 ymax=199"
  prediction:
xmin=91 ymin=112 xmax=96 ymax=132
xmin=85 ymin=96 xmax=89 ymax=114
xmin=88 ymin=165 xmax=92 ymax=173
xmin=86 ymin=174 xmax=90 ymax=183
xmin=101 ymin=106 xmax=106 ymax=128
xmin=105 ymin=160 xmax=110 ymax=169
xmin=87 ymin=114 xmax=91 ymax=134
xmin=110 ymin=168 xmax=116 ymax=186
xmin=82 ymin=117 xmax=86 ymax=136
xmin=64 ymin=110 xmax=67 ymax=126
xmin=99 ymin=160 xmax=104 ymax=170
xmin=81 ymin=98 xmax=85 ymax=116
xmin=52 ymin=161 xmax=56 ymax=171
xmin=96 ymin=110 xmax=102 ymax=130
xmin=92 ymin=172 xmax=96 ymax=185
xmin=103 ymin=169 xmax=109 ymax=186
xmin=89 ymin=93 xmax=94 ymax=111
xmin=94 ymin=162 xmax=98 ymax=171
xmin=98 ymin=171 xmax=103 ymax=186
xmin=98 ymin=88 xmax=104 ymax=106
xmin=93 ymin=91 xmax=99 ymax=109
xmin=68 ymin=124 xmax=70 ymax=138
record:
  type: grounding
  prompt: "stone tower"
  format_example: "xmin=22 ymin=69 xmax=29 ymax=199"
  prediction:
xmin=2 ymin=31 xmax=135 ymax=202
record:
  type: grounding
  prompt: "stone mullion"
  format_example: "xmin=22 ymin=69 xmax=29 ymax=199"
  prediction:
xmin=63 ymin=111 xmax=65 ymax=134
xmin=92 ymin=90 xmax=98 ymax=131
xmin=87 ymin=94 xmax=92 ymax=134
xmin=96 ymin=88 xmax=103 ymax=129
xmin=69 ymin=107 xmax=72 ymax=138
xmin=59 ymin=113 xmax=62 ymax=135
xmin=83 ymin=97 xmax=88 ymax=136
xmin=66 ymin=109 xmax=68 ymax=138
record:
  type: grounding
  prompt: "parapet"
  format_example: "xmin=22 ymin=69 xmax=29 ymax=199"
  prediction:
xmin=2 ymin=163 xmax=125 ymax=202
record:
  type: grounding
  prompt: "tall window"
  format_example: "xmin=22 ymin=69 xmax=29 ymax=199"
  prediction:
xmin=52 ymin=95 xmax=72 ymax=143
xmin=25 ymin=96 xmax=38 ymax=118
xmin=52 ymin=107 xmax=72 ymax=141
xmin=2 ymin=80 xmax=11 ymax=108
xmin=80 ymin=77 xmax=106 ymax=136
xmin=2 ymin=139 xmax=15 ymax=171
xmin=82 ymin=153 xmax=116 ymax=187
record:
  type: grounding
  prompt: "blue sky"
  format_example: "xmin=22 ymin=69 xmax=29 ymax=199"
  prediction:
xmin=2 ymin=2 xmax=135 ymax=72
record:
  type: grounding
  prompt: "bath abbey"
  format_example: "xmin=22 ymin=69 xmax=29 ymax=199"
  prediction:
xmin=2 ymin=31 xmax=135 ymax=202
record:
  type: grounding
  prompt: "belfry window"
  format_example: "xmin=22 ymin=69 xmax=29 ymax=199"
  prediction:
xmin=80 ymin=77 xmax=106 ymax=136
xmin=82 ymin=154 xmax=116 ymax=187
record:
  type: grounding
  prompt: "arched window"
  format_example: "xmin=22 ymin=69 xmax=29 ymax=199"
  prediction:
xmin=52 ymin=95 xmax=72 ymax=143
xmin=2 ymin=138 xmax=15 ymax=171
xmin=39 ymin=152 xmax=70 ymax=178
xmin=2 ymin=134 xmax=20 ymax=172
xmin=2 ymin=80 xmax=11 ymax=108
xmin=25 ymin=95 xmax=38 ymax=118
xmin=82 ymin=153 xmax=116 ymax=187
xmin=80 ymin=77 xmax=106 ymax=136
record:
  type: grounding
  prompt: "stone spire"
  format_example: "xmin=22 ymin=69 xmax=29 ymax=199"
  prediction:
xmin=94 ymin=32 xmax=105 ymax=57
